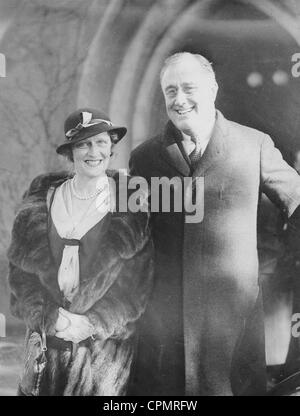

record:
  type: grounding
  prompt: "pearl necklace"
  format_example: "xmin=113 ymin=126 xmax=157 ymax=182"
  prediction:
xmin=70 ymin=176 xmax=104 ymax=200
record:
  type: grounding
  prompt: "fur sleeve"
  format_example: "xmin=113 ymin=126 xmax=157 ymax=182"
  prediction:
xmin=85 ymin=239 xmax=153 ymax=340
xmin=8 ymin=264 xmax=59 ymax=335
xmin=108 ymin=211 xmax=150 ymax=259
xmin=7 ymin=172 xmax=69 ymax=335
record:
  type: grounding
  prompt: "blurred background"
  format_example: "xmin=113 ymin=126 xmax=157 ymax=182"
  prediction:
xmin=1 ymin=0 xmax=300 ymax=395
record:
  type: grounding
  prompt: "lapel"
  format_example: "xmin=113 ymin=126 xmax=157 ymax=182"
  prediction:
xmin=192 ymin=110 xmax=229 ymax=177
xmin=161 ymin=111 xmax=229 ymax=178
xmin=161 ymin=121 xmax=191 ymax=177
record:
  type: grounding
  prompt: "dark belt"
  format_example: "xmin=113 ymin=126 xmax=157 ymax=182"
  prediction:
xmin=62 ymin=238 xmax=80 ymax=246
xmin=46 ymin=335 xmax=73 ymax=350
xmin=46 ymin=335 xmax=96 ymax=351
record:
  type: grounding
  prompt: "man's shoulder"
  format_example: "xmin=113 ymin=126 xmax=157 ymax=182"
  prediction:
xmin=131 ymin=133 xmax=163 ymax=160
xmin=225 ymin=117 xmax=267 ymax=145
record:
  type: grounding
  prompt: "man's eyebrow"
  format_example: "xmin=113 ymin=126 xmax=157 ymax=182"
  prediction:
xmin=182 ymin=82 xmax=197 ymax=87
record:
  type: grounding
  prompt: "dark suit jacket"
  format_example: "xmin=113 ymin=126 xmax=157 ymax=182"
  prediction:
xmin=129 ymin=111 xmax=300 ymax=396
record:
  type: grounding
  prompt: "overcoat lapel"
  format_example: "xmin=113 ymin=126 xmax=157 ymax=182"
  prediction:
xmin=192 ymin=110 xmax=229 ymax=177
xmin=161 ymin=111 xmax=229 ymax=178
xmin=161 ymin=121 xmax=191 ymax=177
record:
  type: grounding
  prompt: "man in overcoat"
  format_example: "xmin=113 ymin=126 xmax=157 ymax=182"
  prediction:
xmin=129 ymin=52 xmax=300 ymax=396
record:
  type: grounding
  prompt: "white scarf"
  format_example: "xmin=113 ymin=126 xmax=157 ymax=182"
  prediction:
xmin=51 ymin=175 xmax=111 ymax=301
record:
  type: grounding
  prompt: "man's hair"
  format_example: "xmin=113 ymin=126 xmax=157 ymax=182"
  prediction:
xmin=160 ymin=52 xmax=216 ymax=85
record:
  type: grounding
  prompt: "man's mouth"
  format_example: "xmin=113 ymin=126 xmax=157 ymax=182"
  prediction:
xmin=85 ymin=159 xmax=103 ymax=167
xmin=175 ymin=107 xmax=194 ymax=115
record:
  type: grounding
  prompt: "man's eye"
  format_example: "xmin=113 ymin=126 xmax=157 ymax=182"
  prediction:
xmin=184 ymin=87 xmax=196 ymax=93
xmin=166 ymin=89 xmax=176 ymax=97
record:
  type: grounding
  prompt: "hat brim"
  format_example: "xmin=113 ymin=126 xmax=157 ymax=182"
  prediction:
xmin=56 ymin=123 xmax=127 ymax=155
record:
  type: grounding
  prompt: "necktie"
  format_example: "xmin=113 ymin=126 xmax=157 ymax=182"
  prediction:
xmin=189 ymin=137 xmax=202 ymax=167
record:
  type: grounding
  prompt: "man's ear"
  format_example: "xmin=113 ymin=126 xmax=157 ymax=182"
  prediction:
xmin=212 ymin=81 xmax=218 ymax=102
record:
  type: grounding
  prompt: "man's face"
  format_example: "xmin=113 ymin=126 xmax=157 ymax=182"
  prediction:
xmin=161 ymin=57 xmax=218 ymax=135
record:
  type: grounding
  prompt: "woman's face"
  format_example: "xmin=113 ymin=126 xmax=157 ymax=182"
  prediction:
xmin=72 ymin=132 xmax=112 ymax=180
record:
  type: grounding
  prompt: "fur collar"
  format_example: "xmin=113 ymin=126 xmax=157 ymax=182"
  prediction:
xmin=7 ymin=170 xmax=151 ymax=314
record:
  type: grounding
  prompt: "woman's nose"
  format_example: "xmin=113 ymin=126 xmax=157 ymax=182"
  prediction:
xmin=88 ymin=142 xmax=100 ymax=155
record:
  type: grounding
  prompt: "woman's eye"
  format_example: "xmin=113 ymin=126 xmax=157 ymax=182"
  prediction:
xmin=75 ymin=142 xmax=88 ymax=149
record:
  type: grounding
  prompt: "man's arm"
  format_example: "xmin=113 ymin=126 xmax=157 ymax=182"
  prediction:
xmin=260 ymin=134 xmax=300 ymax=254
xmin=260 ymin=134 xmax=300 ymax=218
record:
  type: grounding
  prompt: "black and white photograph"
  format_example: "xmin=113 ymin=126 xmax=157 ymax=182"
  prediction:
xmin=1 ymin=0 xmax=300 ymax=399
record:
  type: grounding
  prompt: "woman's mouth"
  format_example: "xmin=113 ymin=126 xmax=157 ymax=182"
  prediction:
xmin=85 ymin=159 xmax=102 ymax=167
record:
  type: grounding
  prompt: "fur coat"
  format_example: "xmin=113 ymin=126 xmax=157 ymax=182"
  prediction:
xmin=7 ymin=170 xmax=154 ymax=396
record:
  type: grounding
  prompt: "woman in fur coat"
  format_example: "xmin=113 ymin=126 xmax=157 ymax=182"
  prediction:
xmin=7 ymin=108 xmax=153 ymax=396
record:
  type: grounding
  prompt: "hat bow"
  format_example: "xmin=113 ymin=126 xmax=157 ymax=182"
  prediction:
xmin=65 ymin=111 xmax=113 ymax=140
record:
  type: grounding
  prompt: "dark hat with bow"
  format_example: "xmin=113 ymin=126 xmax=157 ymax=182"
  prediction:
xmin=56 ymin=108 xmax=127 ymax=155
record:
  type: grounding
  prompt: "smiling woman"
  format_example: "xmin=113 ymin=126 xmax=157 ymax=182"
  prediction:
xmin=73 ymin=133 xmax=112 ymax=173
xmin=6 ymin=107 xmax=154 ymax=396
xmin=71 ymin=132 xmax=113 ymax=199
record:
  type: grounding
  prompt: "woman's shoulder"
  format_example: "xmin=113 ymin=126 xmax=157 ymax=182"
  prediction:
xmin=106 ymin=168 xmax=131 ymax=183
xmin=105 ymin=170 xmax=151 ymax=259
xmin=107 ymin=169 xmax=148 ymax=217
xmin=106 ymin=168 xmax=144 ymax=183
xmin=23 ymin=171 xmax=72 ymax=200
xmin=106 ymin=168 xmax=148 ymax=205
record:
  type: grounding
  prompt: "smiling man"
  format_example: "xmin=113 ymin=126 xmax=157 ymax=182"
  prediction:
xmin=129 ymin=52 xmax=300 ymax=396
xmin=161 ymin=53 xmax=217 ymax=152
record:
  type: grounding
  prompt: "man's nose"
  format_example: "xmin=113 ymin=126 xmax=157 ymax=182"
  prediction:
xmin=174 ymin=89 xmax=186 ymax=106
